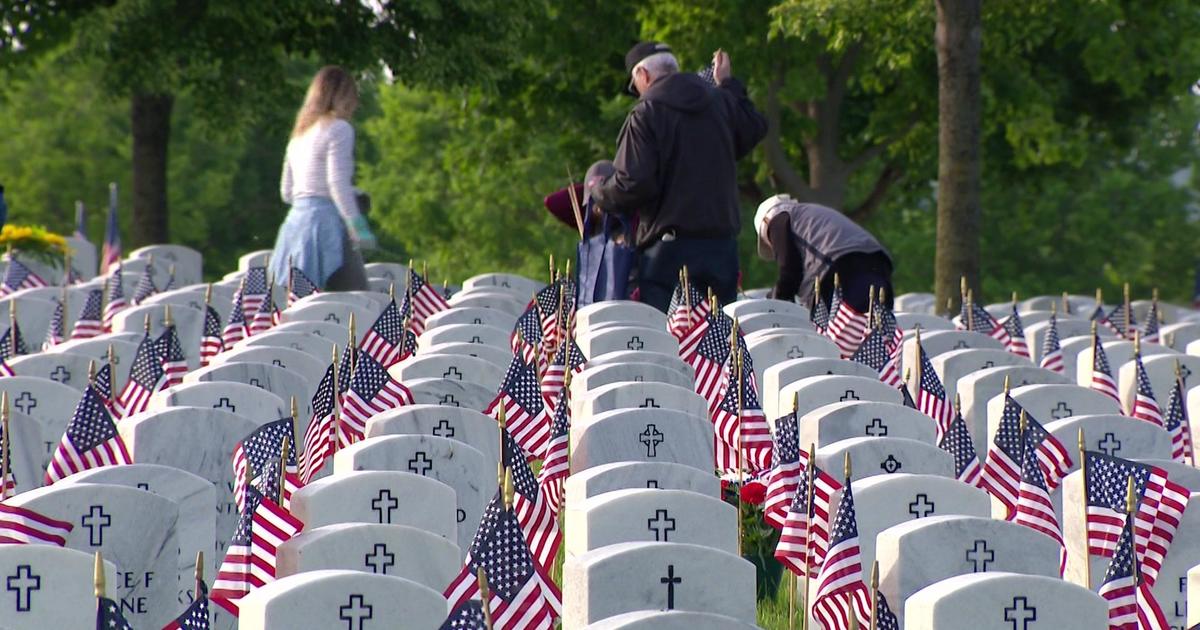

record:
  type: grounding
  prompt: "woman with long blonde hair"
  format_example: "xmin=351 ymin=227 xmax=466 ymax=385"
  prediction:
xmin=269 ymin=65 xmax=375 ymax=290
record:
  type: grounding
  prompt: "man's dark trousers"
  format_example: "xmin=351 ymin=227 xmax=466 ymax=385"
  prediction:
xmin=639 ymin=236 xmax=739 ymax=313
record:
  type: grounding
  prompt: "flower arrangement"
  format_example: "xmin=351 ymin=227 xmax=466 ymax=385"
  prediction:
xmin=721 ymin=476 xmax=784 ymax=599
xmin=0 ymin=224 xmax=69 ymax=266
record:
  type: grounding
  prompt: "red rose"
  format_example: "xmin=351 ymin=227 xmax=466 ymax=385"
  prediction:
xmin=739 ymin=480 xmax=767 ymax=505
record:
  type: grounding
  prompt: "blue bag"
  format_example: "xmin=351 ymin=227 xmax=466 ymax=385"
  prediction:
xmin=575 ymin=209 xmax=637 ymax=307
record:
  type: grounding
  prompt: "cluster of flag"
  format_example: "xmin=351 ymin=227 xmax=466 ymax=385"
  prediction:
xmin=957 ymin=288 xmax=1030 ymax=358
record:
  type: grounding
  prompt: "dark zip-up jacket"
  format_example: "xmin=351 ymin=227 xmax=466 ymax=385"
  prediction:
xmin=590 ymin=72 xmax=767 ymax=249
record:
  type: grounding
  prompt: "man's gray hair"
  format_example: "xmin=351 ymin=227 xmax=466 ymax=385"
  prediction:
xmin=635 ymin=52 xmax=679 ymax=81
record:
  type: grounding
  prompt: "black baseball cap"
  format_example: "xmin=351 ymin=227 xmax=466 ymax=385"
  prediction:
xmin=624 ymin=41 xmax=672 ymax=94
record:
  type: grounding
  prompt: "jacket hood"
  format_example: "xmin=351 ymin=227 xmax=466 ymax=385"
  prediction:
xmin=640 ymin=72 xmax=715 ymax=113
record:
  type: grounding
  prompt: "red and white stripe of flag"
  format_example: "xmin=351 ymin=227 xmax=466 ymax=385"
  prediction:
xmin=811 ymin=539 xmax=871 ymax=630
xmin=44 ymin=431 xmax=132 ymax=485
xmin=248 ymin=497 xmax=304 ymax=588
xmin=0 ymin=503 xmax=74 ymax=545
xmin=339 ymin=383 xmax=413 ymax=447
xmin=1015 ymin=479 xmax=1065 ymax=575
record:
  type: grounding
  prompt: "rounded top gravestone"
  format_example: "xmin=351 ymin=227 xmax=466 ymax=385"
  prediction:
xmin=904 ymin=572 xmax=1106 ymax=630
xmin=237 ymin=570 xmax=447 ymax=630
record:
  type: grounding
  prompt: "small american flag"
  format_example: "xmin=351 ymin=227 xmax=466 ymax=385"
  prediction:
xmin=232 ymin=418 xmax=297 ymax=514
xmin=711 ymin=349 xmax=773 ymax=473
xmin=774 ymin=462 xmax=842 ymax=578
xmin=222 ymin=291 xmax=247 ymax=348
xmin=100 ymin=187 xmax=121 ymax=275
xmin=443 ymin=492 xmax=562 ymax=630
xmin=764 ymin=409 xmax=807 ymax=528
xmin=939 ymin=410 xmax=982 ymax=487
xmin=43 ymin=298 xmax=64 ymax=350
xmin=440 ymin=600 xmax=487 ymax=629
xmin=96 ymin=595 xmax=135 ymax=630
xmin=71 ymin=289 xmax=104 ymax=340
xmin=1039 ymin=313 xmax=1064 ymax=373
xmin=247 ymin=289 xmax=279 ymax=338
xmin=45 ymin=385 xmax=132 ymax=484
xmin=164 ymin=581 xmax=210 ymax=630
xmin=540 ymin=333 xmax=586 ymax=411
xmin=1142 ymin=300 xmax=1160 ymax=344
xmin=666 ymin=281 xmax=710 ymax=340
xmin=0 ymin=412 xmax=13 ymax=499
xmin=248 ymin=489 xmax=304 ymax=589
xmin=360 ymin=299 xmax=407 ymax=367
xmin=502 ymin=430 xmax=560 ymax=572
xmin=914 ymin=344 xmax=954 ymax=438
xmin=93 ymin=363 xmax=115 ymax=409
xmin=850 ymin=327 xmax=901 ymax=387
xmin=487 ymin=356 xmax=553 ymax=460
xmin=240 ymin=268 xmax=270 ymax=317
xmin=980 ymin=395 xmax=1072 ymax=517
xmin=1014 ymin=428 xmax=1065 ymax=575
xmin=210 ymin=487 xmax=257 ymax=615
xmin=899 ymin=380 xmax=917 ymax=409
xmin=299 ymin=359 xmax=338 ymax=483
xmin=679 ymin=308 xmax=734 ymax=414
xmin=1107 ymin=303 xmax=1137 ymax=339
xmin=102 ymin=264 xmax=127 ymax=332
xmin=0 ymin=258 xmax=48 ymax=296
xmin=511 ymin=307 xmax=544 ymax=365
xmin=403 ymin=269 xmax=450 ymax=335
xmin=287 ymin=266 xmax=319 ymax=306
xmin=960 ymin=298 xmax=1005 ymax=342
xmin=532 ymin=283 xmax=563 ymax=352
xmin=0 ymin=318 xmax=27 ymax=362
xmin=811 ymin=478 xmax=871 ymax=630
xmin=826 ymin=289 xmax=868 ymax=358
xmin=115 ymin=332 xmax=165 ymax=417
xmin=0 ymin=503 xmax=74 ymax=545
xmin=1091 ymin=334 xmax=1121 ymax=403
xmin=1099 ymin=510 xmax=1170 ymax=630
xmin=131 ymin=264 xmax=157 ymax=305
xmin=200 ymin=304 xmax=223 ymax=367
xmin=1084 ymin=451 xmax=1189 ymax=588
xmin=536 ymin=387 xmax=570 ymax=516
xmin=339 ymin=353 xmax=413 ymax=447
xmin=811 ymin=290 xmax=831 ymax=334
xmin=874 ymin=591 xmax=900 ymax=630
xmin=157 ymin=324 xmax=188 ymax=389
xmin=1164 ymin=375 xmax=1194 ymax=465
xmin=1001 ymin=305 xmax=1030 ymax=358
xmin=1129 ymin=349 xmax=1162 ymax=426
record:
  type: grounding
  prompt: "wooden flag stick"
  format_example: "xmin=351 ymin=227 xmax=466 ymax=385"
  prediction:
xmin=732 ymin=317 xmax=744 ymax=557
xmin=965 ymin=289 xmax=976 ymax=331
xmin=1123 ymin=283 xmax=1131 ymax=339
xmin=869 ymin=560 xmax=879 ymax=630
xmin=497 ymin=402 xmax=507 ymax=472
xmin=279 ymin=436 xmax=290 ymax=502
xmin=788 ymin=569 xmax=797 ymax=630
xmin=1126 ymin=475 xmax=1140 ymax=588
xmin=195 ymin=551 xmax=205 ymax=598
xmin=1 ymin=392 xmax=9 ymax=499
xmin=565 ymin=166 xmax=585 ymax=239
xmin=94 ymin=550 xmax=106 ymax=598
xmin=478 ymin=567 xmax=496 ymax=630
xmin=8 ymin=301 xmax=16 ymax=358
xmin=1062 ymin=291 xmax=1070 ymax=315
xmin=1078 ymin=427 xmax=1090 ymax=590
xmin=107 ymin=344 xmax=118 ymax=396
xmin=801 ymin=452 xmax=816 ymax=630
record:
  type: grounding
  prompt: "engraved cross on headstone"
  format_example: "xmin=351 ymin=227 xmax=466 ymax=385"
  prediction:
xmin=407 ymin=452 xmax=433 ymax=476
xmin=248 ymin=378 xmax=264 ymax=389
xmin=1099 ymin=432 xmax=1122 ymax=456
xmin=626 ymin=336 xmax=645 ymax=351
xmin=786 ymin=346 xmax=804 ymax=359
xmin=439 ymin=394 xmax=460 ymax=407
xmin=954 ymin=340 xmax=970 ymax=350
xmin=639 ymin=398 xmax=659 ymax=408
xmin=660 ymin=565 xmax=682 ymax=610
xmin=13 ymin=392 xmax=36 ymax=414
xmin=983 ymin=361 xmax=996 ymax=369
xmin=647 ymin=509 xmax=676 ymax=542
xmin=640 ymin=424 xmax=665 ymax=457
xmin=372 ymin=490 xmax=399 ymax=524
xmin=865 ymin=418 xmax=888 ymax=436
xmin=442 ymin=367 xmax=463 ymax=381
xmin=272 ymin=359 xmax=285 ymax=368
xmin=908 ymin=493 xmax=935 ymax=518
xmin=433 ymin=419 xmax=455 ymax=438
xmin=214 ymin=397 xmax=237 ymax=413
xmin=966 ymin=539 xmax=994 ymax=572
xmin=840 ymin=390 xmax=860 ymax=402
xmin=6 ymin=565 xmax=40 ymax=612
xmin=339 ymin=594 xmax=373 ymax=630
xmin=49 ymin=366 xmax=71 ymax=384
xmin=1050 ymin=401 xmax=1073 ymax=420
xmin=1004 ymin=596 xmax=1037 ymax=630
xmin=364 ymin=544 xmax=395 ymax=575
xmin=880 ymin=455 xmax=903 ymax=474
xmin=82 ymin=505 xmax=111 ymax=546
xmin=325 ymin=313 xmax=341 ymax=324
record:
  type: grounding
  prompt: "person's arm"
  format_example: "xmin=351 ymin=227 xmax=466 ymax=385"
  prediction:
xmin=769 ymin=213 xmax=803 ymax=302
xmin=588 ymin=108 xmax=659 ymax=215
xmin=712 ymin=51 xmax=768 ymax=159
xmin=326 ymin=121 xmax=376 ymax=249
xmin=280 ymin=153 xmax=294 ymax=205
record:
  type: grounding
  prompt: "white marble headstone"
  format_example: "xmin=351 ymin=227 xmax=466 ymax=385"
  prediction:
xmin=390 ymin=354 xmax=505 ymax=390
xmin=565 ymin=488 xmax=736 ymax=557
xmin=576 ymin=300 xmax=666 ymax=333
xmin=0 ymin=376 xmax=87 ymax=467
xmin=905 ymin=572 xmax=1106 ymax=629
xmin=148 ymin=381 xmax=287 ymax=425
xmin=573 ymin=382 xmax=708 ymax=424
xmin=6 ymin=352 xmax=94 ymax=391
xmin=417 ymin=323 xmax=510 ymax=350
xmin=289 ymin=470 xmax=456 ymax=542
xmin=365 ymin=404 xmax=500 ymax=468
xmin=815 ymin=437 xmax=955 ymax=483
xmin=237 ymin=570 xmax=447 ymax=630
xmin=405 ymin=376 xmax=495 ymax=411
xmin=776 ymin=376 xmax=903 ymax=431
xmin=237 ymin=331 xmax=337 ymax=363
xmin=762 ymin=357 xmax=879 ymax=419
xmin=583 ymin=610 xmax=761 ymax=629
xmin=800 ymin=401 xmax=937 ymax=449
xmin=276 ymin=523 xmax=459 ymax=592
xmin=565 ymin=462 xmax=721 ymax=505
xmin=571 ymin=408 xmax=713 ymax=474
xmin=0 ymin=545 xmax=118 ymax=630
xmin=423 ymin=307 xmax=517 ymax=332
xmin=570 ymin=362 xmax=695 ymax=397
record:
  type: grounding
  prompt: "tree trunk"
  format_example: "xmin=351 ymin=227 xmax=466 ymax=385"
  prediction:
xmin=130 ymin=92 xmax=174 ymax=247
xmin=934 ymin=0 xmax=982 ymax=315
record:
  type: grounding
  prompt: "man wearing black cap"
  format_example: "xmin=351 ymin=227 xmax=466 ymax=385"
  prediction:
xmin=586 ymin=42 xmax=767 ymax=312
